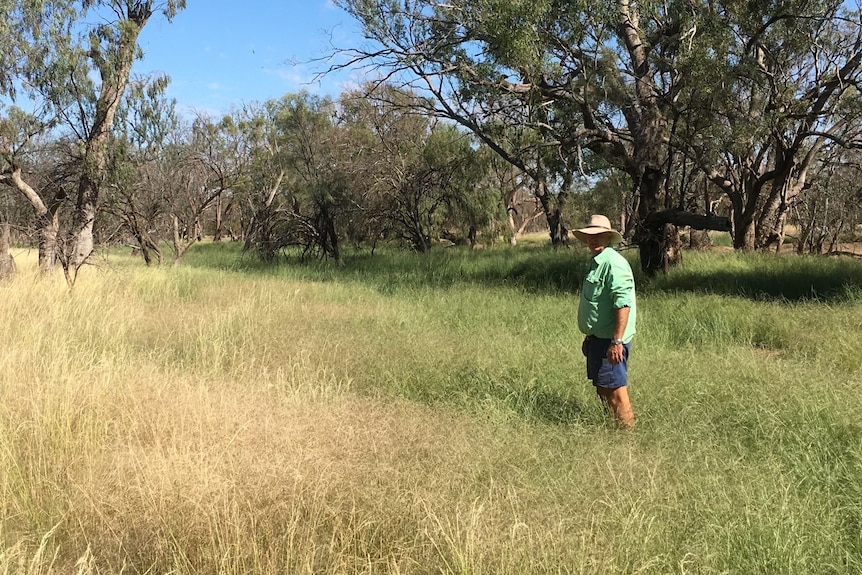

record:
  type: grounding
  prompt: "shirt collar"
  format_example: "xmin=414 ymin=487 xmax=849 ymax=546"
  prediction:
xmin=593 ymin=246 xmax=616 ymax=263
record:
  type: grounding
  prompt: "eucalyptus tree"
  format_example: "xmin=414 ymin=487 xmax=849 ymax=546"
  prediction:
xmin=103 ymin=75 xmax=179 ymax=266
xmin=182 ymin=112 xmax=252 ymax=248
xmin=792 ymin=149 xmax=862 ymax=254
xmin=0 ymin=222 xmax=14 ymax=280
xmin=339 ymin=84 xmax=493 ymax=251
xmin=106 ymin=96 xmax=245 ymax=267
xmin=331 ymin=0 xmax=862 ymax=268
xmin=0 ymin=106 xmax=65 ymax=270
xmin=384 ymin=122 xmax=491 ymax=251
xmin=241 ymin=93 xmax=354 ymax=264
xmin=330 ymin=0 xmax=709 ymax=272
xmin=339 ymin=84 xmax=440 ymax=251
xmin=430 ymin=129 xmax=498 ymax=247
xmin=0 ymin=0 xmax=185 ymax=282
xmin=330 ymin=1 xmax=582 ymax=247
xmin=673 ymin=0 xmax=862 ymax=251
xmin=486 ymin=152 xmax=542 ymax=245
xmin=237 ymin=102 xmax=288 ymax=258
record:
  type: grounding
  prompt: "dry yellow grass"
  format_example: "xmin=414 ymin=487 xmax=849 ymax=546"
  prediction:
xmin=0 ymin=260 xmax=651 ymax=574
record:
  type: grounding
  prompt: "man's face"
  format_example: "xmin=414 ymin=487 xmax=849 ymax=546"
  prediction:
xmin=585 ymin=233 xmax=611 ymax=256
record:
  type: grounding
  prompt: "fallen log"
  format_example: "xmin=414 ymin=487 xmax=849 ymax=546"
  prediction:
xmin=644 ymin=209 xmax=732 ymax=232
xmin=636 ymin=210 xmax=732 ymax=276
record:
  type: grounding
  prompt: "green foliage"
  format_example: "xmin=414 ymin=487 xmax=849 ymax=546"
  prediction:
xmin=334 ymin=0 xmax=862 ymax=264
xmin=470 ymin=0 xmax=553 ymax=74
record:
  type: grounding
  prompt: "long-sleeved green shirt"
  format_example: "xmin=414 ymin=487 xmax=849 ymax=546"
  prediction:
xmin=577 ymin=247 xmax=637 ymax=342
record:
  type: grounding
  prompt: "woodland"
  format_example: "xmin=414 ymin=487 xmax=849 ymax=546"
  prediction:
xmin=3 ymin=3 xmax=862 ymax=573
xmin=1 ymin=0 xmax=862 ymax=284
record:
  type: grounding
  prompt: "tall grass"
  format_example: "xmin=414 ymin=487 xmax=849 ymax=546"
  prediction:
xmin=1 ymin=243 xmax=861 ymax=573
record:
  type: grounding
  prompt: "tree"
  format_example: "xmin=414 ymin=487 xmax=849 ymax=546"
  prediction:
xmin=0 ymin=0 xmax=185 ymax=283
xmin=339 ymin=84 xmax=493 ymax=251
xmin=242 ymin=93 xmax=353 ymax=264
xmin=485 ymin=153 xmax=541 ymax=245
xmin=0 ymin=106 xmax=67 ymax=271
xmin=793 ymin=149 xmax=862 ymax=254
xmin=447 ymin=143 xmax=505 ymax=247
xmin=673 ymin=0 xmax=862 ymax=251
xmin=328 ymin=0 xmax=715 ymax=273
xmin=103 ymin=74 xmax=180 ymax=266
xmin=159 ymin=112 xmax=253 ymax=265
xmin=330 ymin=0 xmax=862 ymax=270
xmin=0 ymin=221 xmax=15 ymax=280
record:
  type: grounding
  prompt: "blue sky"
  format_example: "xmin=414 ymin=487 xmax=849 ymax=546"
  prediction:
xmin=133 ymin=1 xmax=366 ymax=117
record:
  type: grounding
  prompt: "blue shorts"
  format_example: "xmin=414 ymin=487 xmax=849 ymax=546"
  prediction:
xmin=585 ymin=338 xmax=631 ymax=389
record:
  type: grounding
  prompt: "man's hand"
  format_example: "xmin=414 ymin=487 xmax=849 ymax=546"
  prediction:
xmin=607 ymin=342 xmax=624 ymax=365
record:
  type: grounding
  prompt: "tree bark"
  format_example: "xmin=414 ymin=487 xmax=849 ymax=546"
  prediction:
xmin=689 ymin=229 xmax=711 ymax=250
xmin=2 ymin=166 xmax=62 ymax=272
xmin=0 ymin=223 xmax=15 ymax=280
xmin=633 ymin=168 xmax=671 ymax=275
xmin=640 ymin=208 xmax=732 ymax=272
xmin=37 ymin=211 xmax=60 ymax=272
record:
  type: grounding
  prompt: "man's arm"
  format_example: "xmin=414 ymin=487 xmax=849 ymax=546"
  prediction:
xmin=607 ymin=306 xmax=630 ymax=365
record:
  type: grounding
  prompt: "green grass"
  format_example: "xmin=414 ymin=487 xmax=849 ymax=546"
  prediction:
xmin=1 ymin=242 xmax=861 ymax=574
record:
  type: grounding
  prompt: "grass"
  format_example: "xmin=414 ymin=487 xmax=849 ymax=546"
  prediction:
xmin=1 ymin=242 xmax=861 ymax=573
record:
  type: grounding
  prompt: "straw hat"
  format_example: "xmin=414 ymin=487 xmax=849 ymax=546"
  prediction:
xmin=572 ymin=214 xmax=623 ymax=245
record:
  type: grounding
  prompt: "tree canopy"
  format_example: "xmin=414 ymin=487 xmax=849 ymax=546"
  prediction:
xmin=329 ymin=0 xmax=862 ymax=271
xmin=2 ymin=0 xmax=861 ymax=275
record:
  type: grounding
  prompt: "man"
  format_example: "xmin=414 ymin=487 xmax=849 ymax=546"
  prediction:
xmin=574 ymin=215 xmax=637 ymax=429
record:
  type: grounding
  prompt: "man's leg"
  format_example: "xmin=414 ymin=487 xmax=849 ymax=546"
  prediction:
xmin=596 ymin=386 xmax=635 ymax=429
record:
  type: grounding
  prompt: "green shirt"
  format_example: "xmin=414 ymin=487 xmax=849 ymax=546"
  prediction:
xmin=577 ymin=247 xmax=637 ymax=342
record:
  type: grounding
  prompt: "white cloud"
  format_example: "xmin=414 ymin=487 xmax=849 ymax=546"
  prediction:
xmin=266 ymin=66 xmax=322 ymax=93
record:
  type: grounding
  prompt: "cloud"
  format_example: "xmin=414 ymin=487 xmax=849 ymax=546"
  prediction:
xmin=266 ymin=65 xmax=322 ymax=93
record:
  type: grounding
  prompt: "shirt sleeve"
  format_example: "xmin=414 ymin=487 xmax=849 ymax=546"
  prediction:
xmin=608 ymin=259 xmax=635 ymax=309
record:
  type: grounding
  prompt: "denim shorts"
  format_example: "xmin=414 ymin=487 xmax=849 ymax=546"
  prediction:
xmin=585 ymin=337 xmax=631 ymax=389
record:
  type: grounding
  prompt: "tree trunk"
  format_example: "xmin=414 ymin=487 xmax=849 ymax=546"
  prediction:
xmin=37 ymin=211 xmax=60 ymax=272
xmin=689 ymin=229 xmax=711 ymax=250
xmin=641 ymin=208 xmax=732 ymax=270
xmin=532 ymin=177 xmax=568 ymax=245
xmin=545 ymin=207 xmax=568 ymax=246
xmin=4 ymin=166 xmax=61 ymax=272
xmin=70 ymin=171 xmax=99 ymax=271
xmin=634 ymin=167 xmax=669 ymax=275
xmin=730 ymin=194 xmax=756 ymax=251
xmin=171 ymin=215 xmax=191 ymax=265
xmin=67 ymin=9 xmax=150 ymax=282
xmin=0 ymin=223 xmax=16 ymax=281
xmin=507 ymin=205 xmax=517 ymax=246
xmin=827 ymin=219 xmax=845 ymax=254
xmin=320 ymin=202 xmax=343 ymax=266
xmin=213 ymin=193 xmax=225 ymax=241
xmin=755 ymin=182 xmax=793 ymax=252
xmin=137 ymin=231 xmax=163 ymax=266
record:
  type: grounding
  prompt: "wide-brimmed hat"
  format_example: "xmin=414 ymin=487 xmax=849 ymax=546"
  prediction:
xmin=572 ymin=214 xmax=623 ymax=245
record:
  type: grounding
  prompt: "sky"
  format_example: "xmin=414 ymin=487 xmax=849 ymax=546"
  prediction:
xmin=132 ymin=1 xmax=367 ymax=117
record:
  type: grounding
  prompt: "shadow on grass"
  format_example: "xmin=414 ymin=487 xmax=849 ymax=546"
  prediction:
xmin=186 ymin=241 xmax=596 ymax=294
xmin=643 ymin=253 xmax=862 ymax=302
xmin=505 ymin=384 xmax=588 ymax=425
xmin=183 ymin=242 xmax=862 ymax=303
xmin=393 ymin=364 xmax=589 ymax=426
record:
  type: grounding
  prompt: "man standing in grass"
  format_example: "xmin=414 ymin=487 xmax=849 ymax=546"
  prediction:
xmin=574 ymin=215 xmax=637 ymax=429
